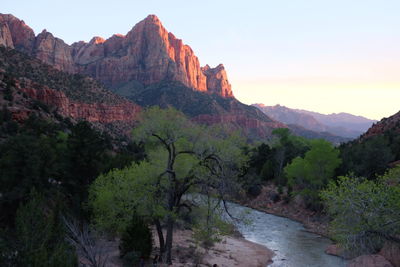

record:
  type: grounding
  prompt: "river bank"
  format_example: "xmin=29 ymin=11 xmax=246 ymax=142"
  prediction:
xmin=242 ymin=184 xmax=330 ymax=237
xmin=156 ymin=229 xmax=275 ymax=267
xmin=101 ymin=228 xmax=274 ymax=267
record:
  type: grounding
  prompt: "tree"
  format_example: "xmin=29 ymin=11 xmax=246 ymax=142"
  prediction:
xmin=4 ymin=190 xmax=78 ymax=266
xmin=320 ymin=167 xmax=400 ymax=256
xmin=285 ymin=139 xmax=341 ymax=209
xmin=338 ymin=136 xmax=394 ymax=179
xmin=270 ymin=128 xmax=310 ymax=185
xmin=90 ymin=107 xmax=246 ymax=264
xmin=64 ymin=121 xmax=111 ymax=219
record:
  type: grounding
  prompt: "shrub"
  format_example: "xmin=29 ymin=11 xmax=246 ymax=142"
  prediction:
xmin=14 ymin=190 xmax=77 ymax=266
xmin=119 ymin=214 xmax=153 ymax=260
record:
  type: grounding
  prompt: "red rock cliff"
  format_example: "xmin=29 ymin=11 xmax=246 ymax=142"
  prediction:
xmin=0 ymin=13 xmax=233 ymax=98
xmin=20 ymin=85 xmax=140 ymax=123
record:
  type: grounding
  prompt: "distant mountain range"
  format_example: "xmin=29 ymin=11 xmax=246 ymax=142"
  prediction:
xmin=253 ymin=104 xmax=377 ymax=139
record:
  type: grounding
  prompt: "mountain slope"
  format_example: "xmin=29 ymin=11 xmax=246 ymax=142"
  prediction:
xmin=361 ymin=111 xmax=400 ymax=140
xmin=0 ymin=46 xmax=140 ymax=135
xmin=338 ymin=110 xmax=400 ymax=178
xmin=254 ymin=104 xmax=376 ymax=139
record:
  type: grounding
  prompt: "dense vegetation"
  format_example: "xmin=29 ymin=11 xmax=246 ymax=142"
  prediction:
xmin=321 ymin=167 xmax=400 ymax=256
xmin=0 ymin=107 xmax=143 ymax=265
xmin=90 ymin=107 xmax=245 ymax=263
xmin=244 ymin=125 xmax=400 ymax=257
xmin=1 ymin=89 xmax=399 ymax=264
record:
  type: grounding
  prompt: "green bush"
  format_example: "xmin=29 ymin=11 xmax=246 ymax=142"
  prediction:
xmin=119 ymin=214 xmax=153 ymax=260
xmin=13 ymin=190 xmax=77 ymax=266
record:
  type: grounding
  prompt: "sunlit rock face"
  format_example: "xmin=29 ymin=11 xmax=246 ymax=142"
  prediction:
xmin=0 ymin=14 xmax=35 ymax=53
xmin=34 ymin=30 xmax=75 ymax=73
xmin=0 ymin=13 xmax=233 ymax=98
xmin=21 ymin=87 xmax=140 ymax=123
xmin=202 ymin=64 xmax=233 ymax=97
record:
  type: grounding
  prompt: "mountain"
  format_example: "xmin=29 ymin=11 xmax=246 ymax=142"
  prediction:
xmin=0 ymin=13 xmax=288 ymax=139
xmin=0 ymin=14 xmax=232 ymax=98
xmin=296 ymin=109 xmax=376 ymax=137
xmin=253 ymin=104 xmax=376 ymax=139
xmin=0 ymin=46 xmax=140 ymax=136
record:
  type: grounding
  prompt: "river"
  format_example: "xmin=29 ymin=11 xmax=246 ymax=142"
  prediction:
xmin=225 ymin=202 xmax=347 ymax=267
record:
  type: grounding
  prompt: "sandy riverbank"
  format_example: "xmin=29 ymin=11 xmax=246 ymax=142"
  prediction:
xmin=101 ymin=228 xmax=274 ymax=267
xmin=154 ymin=229 xmax=274 ymax=267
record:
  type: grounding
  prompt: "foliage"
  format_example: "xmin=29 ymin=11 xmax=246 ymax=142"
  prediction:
xmin=338 ymin=135 xmax=395 ymax=179
xmin=120 ymin=214 xmax=153 ymax=259
xmin=244 ymin=129 xmax=311 ymax=191
xmin=0 ymin=112 xmax=143 ymax=227
xmin=320 ymin=167 xmax=400 ymax=256
xmin=3 ymin=190 xmax=78 ymax=267
xmin=285 ymin=139 xmax=341 ymax=209
xmin=90 ymin=107 xmax=246 ymax=263
xmin=190 ymin=194 xmax=236 ymax=248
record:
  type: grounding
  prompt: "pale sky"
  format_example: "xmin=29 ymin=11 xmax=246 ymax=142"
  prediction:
xmin=3 ymin=0 xmax=400 ymax=120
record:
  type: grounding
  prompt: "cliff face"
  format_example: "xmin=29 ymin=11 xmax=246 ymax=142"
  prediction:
xmin=0 ymin=13 xmax=233 ymax=98
xmin=0 ymin=46 xmax=140 ymax=127
xmin=202 ymin=64 xmax=233 ymax=97
xmin=33 ymin=30 xmax=75 ymax=73
xmin=0 ymin=14 xmax=35 ymax=53
xmin=21 ymin=86 xmax=139 ymax=123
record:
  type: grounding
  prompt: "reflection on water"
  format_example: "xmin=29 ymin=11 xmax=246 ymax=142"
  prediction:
xmin=226 ymin=202 xmax=347 ymax=267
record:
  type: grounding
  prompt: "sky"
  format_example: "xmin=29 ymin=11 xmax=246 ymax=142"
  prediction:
xmin=3 ymin=0 xmax=400 ymax=120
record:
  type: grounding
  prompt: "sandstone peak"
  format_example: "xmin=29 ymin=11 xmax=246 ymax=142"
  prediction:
xmin=112 ymin=33 xmax=125 ymax=38
xmin=89 ymin=36 xmax=105 ymax=44
xmin=144 ymin=14 xmax=161 ymax=24
xmin=0 ymin=13 xmax=234 ymax=98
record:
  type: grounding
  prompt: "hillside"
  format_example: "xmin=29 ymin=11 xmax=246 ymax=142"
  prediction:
xmin=254 ymin=104 xmax=376 ymax=139
xmin=0 ymin=46 xmax=140 ymax=136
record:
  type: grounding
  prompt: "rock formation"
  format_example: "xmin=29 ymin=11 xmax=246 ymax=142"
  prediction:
xmin=347 ymin=254 xmax=393 ymax=267
xmin=202 ymin=64 xmax=233 ymax=97
xmin=33 ymin=30 xmax=75 ymax=73
xmin=21 ymin=86 xmax=139 ymax=123
xmin=0 ymin=13 xmax=233 ymax=98
xmin=361 ymin=111 xmax=400 ymax=140
xmin=0 ymin=46 xmax=140 ymax=127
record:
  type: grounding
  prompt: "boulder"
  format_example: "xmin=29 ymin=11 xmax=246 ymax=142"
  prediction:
xmin=347 ymin=254 xmax=393 ymax=267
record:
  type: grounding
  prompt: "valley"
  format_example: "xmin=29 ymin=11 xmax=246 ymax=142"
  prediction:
xmin=0 ymin=7 xmax=399 ymax=267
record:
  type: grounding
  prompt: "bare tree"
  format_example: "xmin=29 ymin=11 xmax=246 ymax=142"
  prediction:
xmin=63 ymin=217 xmax=109 ymax=267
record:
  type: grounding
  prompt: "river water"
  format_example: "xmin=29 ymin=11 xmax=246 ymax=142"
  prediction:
xmin=225 ymin=202 xmax=347 ymax=267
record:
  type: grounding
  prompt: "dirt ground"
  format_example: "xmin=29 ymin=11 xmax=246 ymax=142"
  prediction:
xmin=99 ymin=228 xmax=274 ymax=267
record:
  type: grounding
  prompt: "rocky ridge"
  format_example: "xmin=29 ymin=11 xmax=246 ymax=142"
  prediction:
xmin=254 ymin=103 xmax=376 ymax=139
xmin=0 ymin=13 xmax=233 ymax=98
xmin=0 ymin=46 xmax=140 ymax=130
xmin=361 ymin=111 xmax=400 ymax=140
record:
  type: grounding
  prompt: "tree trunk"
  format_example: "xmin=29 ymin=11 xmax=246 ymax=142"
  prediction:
xmin=154 ymin=219 xmax=165 ymax=257
xmin=165 ymin=215 xmax=174 ymax=264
